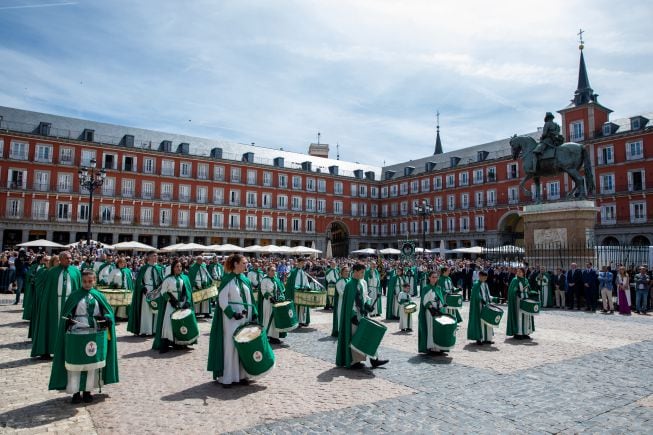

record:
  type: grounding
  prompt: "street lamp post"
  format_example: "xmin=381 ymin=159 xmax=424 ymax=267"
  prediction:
xmin=78 ymin=158 xmax=106 ymax=249
xmin=414 ymin=199 xmax=434 ymax=258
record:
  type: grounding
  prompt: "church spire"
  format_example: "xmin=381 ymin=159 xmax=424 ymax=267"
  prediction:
xmin=434 ymin=110 xmax=443 ymax=155
xmin=571 ymin=29 xmax=598 ymax=106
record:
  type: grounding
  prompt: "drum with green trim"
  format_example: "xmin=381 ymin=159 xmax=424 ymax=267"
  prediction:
xmin=294 ymin=290 xmax=327 ymax=307
xmin=403 ymin=302 xmax=418 ymax=314
xmin=433 ymin=314 xmax=458 ymax=350
xmin=519 ymin=298 xmax=540 ymax=315
xmin=350 ymin=317 xmax=387 ymax=358
xmin=65 ymin=330 xmax=108 ymax=372
xmin=233 ymin=323 xmax=275 ymax=377
xmin=273 ymin=301 xmax=298 ymax=332
xmin=480 ymin=303 xmax=504 ymax=327
xmin=170 ymin=308 xmax=199 ymax=344
xmin=445 ymin=293 xmax=463 ymax=308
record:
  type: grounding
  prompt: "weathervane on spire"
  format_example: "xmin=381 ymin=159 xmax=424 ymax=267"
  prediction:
xmin=577 ymin=28 xmax=585 ymax=50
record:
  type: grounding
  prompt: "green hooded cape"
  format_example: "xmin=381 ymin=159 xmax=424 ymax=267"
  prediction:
xmin=48 ymin=288 xmax=119 ymax=390
xmin=207 ymin=273 xmax=257 ymax=380
xmin=152 ymin=273 xmax=194 ymax=350
xmin=331 ymin=277 xmax=350 ymax=337
xmin=385 ymin=274 xmax=403 ymax=320
xmin=418 ymin=283 xmax=446 ymax=353
xmin=437 ymin=275 xmax=463 ymax=323
xmin=467 ymin=280 xmax=489 ymax=341
xmin=365 ymin=268 xmax=382 ymax=315
xmin=28 ymin=265 xmax=48 ymax=339
xmin=335 ymin=278 xmax=365 ymax=368
xmin=188 ymin=262 xmax=212 ymax=289
xmin=21 ymin=262 xmax=39 ymax=321
xmin=31 ymin=265 xmax=81 ymax=357
xmin=127 ymin=264 xmax=163 ymax=335
xmin=506 ymin=276 xmax=535 ymax=336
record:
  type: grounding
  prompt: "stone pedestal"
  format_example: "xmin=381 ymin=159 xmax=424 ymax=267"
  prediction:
xmin=522 ymin=200 xmax=598 ymax=270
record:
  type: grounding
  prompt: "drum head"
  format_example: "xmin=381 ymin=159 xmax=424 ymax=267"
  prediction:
xmin=171 ymin=308 xmax=192 ymax=320
xmin=234 ymin=324 xmax=262 ymax=343
xmin=436 ymin=315 xmax=457 ymax=325
xmin=488 ymin=304 xmax=502 ymax=313
xmin=274 ymin=301 xmax=291 ymax=308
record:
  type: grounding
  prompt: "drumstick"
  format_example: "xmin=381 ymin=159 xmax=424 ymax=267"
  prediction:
xmin=61 ymin=316 xmax=82 ymax=324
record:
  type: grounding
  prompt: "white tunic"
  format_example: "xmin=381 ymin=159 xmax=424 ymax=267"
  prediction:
xmin=139 ymin=265 xmax=160 ymax=335
xmin=66 ymin=294 xmax=101 ymax=394
xmin=159 ymin=275 xmax=187 ymax=343
xmin=218 ymin=278 xmax=254 ymax=384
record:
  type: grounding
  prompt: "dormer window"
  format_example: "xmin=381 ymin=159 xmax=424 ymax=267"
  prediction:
xmin=632 ymin=118 xmax=641 ymax=130
xmin=603 ymin=124 xmax=612 ymax=136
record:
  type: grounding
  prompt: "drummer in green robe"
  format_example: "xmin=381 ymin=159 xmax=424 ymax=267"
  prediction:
xmin=97 ymin=254 xmax=115 ymax=286
xmin=418 ymin=271 xmax=449 ymax=354
xmin=152 ymin=259 xmax=196 ymax=353
xmin=21 ymin=256 xmax=42 ymax=322
xmin=28 ymin=255 xmax=54 ymax=340
xmin=467 ymin=271 xmax=496 ymax=345
xmin=285 ymin=258 xmax=312 ymax=327
xmin=437 ymin=266 xmax=463 ymax=323
xmin=385 ymin=267 xmax=406 ymax=320
xmin=49 ymin=270 xmax=118 ymax=403
xmin=107 ymin=257 xmax=134 ymax=320
xmin=189 ymin=256 xmax=214 ymax=317
xmin=365 ymin=261 xmax=382 ymax=317
xmin=506 ymin=267 xmax=535 ymax=340
xmin=208 ymin=254 xmax=259 ymax=386
xmin=324 ymin=261 xmax=340 ymax=310
xmin=128 ymin=252 xmax=163 ymax=336
xmin=31 ymin=251 xmax=81 ymax=359
xmin=260 ymin=264 xmax=288 ymax=344
xmin=336 ymin=263 xmax=389 ymax=369
xmin=208 ymin=256 xmax=224 ymax=283
xmin=331 ymin=266 xmax=350 ymax=337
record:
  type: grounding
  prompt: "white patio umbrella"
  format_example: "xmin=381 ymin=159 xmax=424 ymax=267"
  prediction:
xmin=179 ymin=243 xmax=209 ymax=252
xmin=257 ymin=244 xmax=281 ymax=254
xmin=17 ymin=239 xmax=64 ymax=248
xmin=450 ymin=246 xmax=484 ymax=254
xmin=351 ymin=248 xmax=378 ymax=255
xmin=216 ymin=244 xmax=245 ymax=252
xmin=243 ymin=245 xmax=263 ymax=253
xmin=325 ymin=240 xmax=333 ymax=259
xmin=276 ymin=245 xmax=293 ymax=254
xmin=159 ymin=243 xmax=186 ymax=252
xmin=111 ymin=241 xmax=158 ymax=252
xmin=379 ymin=248 xmax=401 ymax=255
xmin=65 ymin=239 xmax=104 ymax=248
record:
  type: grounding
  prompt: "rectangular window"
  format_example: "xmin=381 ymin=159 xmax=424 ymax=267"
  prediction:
xmin=143 ymin=158 xmax=155 ymax=174
xmin=120 ymin=206 xmax=134 ymax=224
xmin=231 ymin=167 xmax=241 ymax=183
xmin=400 ymin=201 xmax=408 ymax=216
xmin=197 ymin=186 xmax=208 ymax=203
xmin=247 ymin=169 xmax=257 ymax=185
xmin=547 ymin=181 xmax=560 ymax=200
xmin=213 ymin=165 xmax=225 ymax=181
xmin=473 ymin=169 xmax=484 ymax=184
xmin=195 ymin=211 xmax=208 ymax=228
xmin=371 ymin=204 xmax=378 ymax=218
xmin=276 ymin=217 xmax=286 ymax=232
xmin=391 ymin=223 xmax=397 ymax=236
xmin=381 ymin=224 xmax=388 ymax=236
xmin=229 ymin=190 xmax=240 ymax=206
xmin=628 ymin=170 xmax=645 ymax=192
xmin=434 ymin=218 xmax=442 ymax=234
xmin=334 ymin=181 xmax=343 ymax=195
xmin=246 ymin=215 xmax=257 ymax=231
xmin=59 ymin=147 xmax=74 ymax=165
xmin=447 ymin=217 xmax=456 ymax=233
xmin=121 ymin=179 xmax=135 ymax=198
xmin=381 ymin=186 xmax=389 ymax=198
xmin=359 ymin=184 xmax=368 ymax=197
xmin=100 ymin=205 xmax=114 ymax=223
xmin=390 ymin=185 xmax=398 ymax=197
xmin=360 ymin=203 xmax=367 ymax=217
xmin=371 ymin=224 xmax=378 ymax=236
xmin=160 ymin=209 xmax=172 ymax=226
xmin=306 ymin=198 xmax=315 ymax=212
xmin=460 ymin=216 xmax=469 ymax=232
xmin=460 ymin=193 xmax=469 ymax=209
xmin=475 ymin=191 xmax=484 ymax=208
xmin=475 ymin=215 xmax=485 ymax=232
xmin=278 ymin=174 xmax=288 ymax=188
xmin=400 ymin=222 xmax=408 ymax=236
xmin=447 ymin=195 xmax=455 ymax=211
xmin=410 ymin=180 xmax=419 ymax=193
xmin=277 ymin=195 xmax=287 ymax=209
xmin=178 ymin=210 xmax=189 ymax=227
xmin=292 ymin=196 xmax=302 ymax=211
xmin=179 ymin=162 xmax=192 ymax=178
xmin=508 ymin=187 xmax=519 ymax=204
xmin=486 ymin=167 xmax=496 ymax=182
xmin=446 ymin=174 xmax=455 ymax=188
xmin=80 ymin=149 xmax=96 ymax=167
xmin=434 ymin=196 xmax=442 ymax=212
xmin=141 ymin=181 xmax=154 ymax=199
xmin=626 ymin=141 xmax=644 ymax=160
xmin=263 ymin=171 xmax=272 ymax=187
xmin=197 ymin=163 xmax=209 ymax=180
xmin=600 ymin=205 xmax=616 ymax=225
xmin=212 ymin=213 xmax=224 ymax=229
xmin=213 ymin=187 xmax=224 ymax=205
xmin=179 ymin=185 xmax=191 ymax=202
xmin=421 ymin=178 xmax=430 ymax=192
xmin=33 ymin=170 xmax=49 ymax=191
xmin=262 ymin=193 xmax=272 ymax=209
xmin=306 ymin=178 xmax=315 ymax=191
xmin=123 ymin=155 xmax=136 ymax=172
xmin=77 ymin=203 xmax=88 ymax=222
xmin=507 ymin=163 xmax=518 ymax=179
xmin=317 ymin=199 xmax=326 ymax=213
xmin=161 ymin=183 xmax=173 ymax=200
xmin=334 ymin=201 xmax=343 ymax=215
xmin=317 ymin=179 xmax=326 ymax=193
xmin=600 ymin=174 xmax=615 ymax=194
xmin=570 ymin=120 xmax=584 ymax=141
xmin=140 ymin=207 xmax=153 ymax=225
xmin=102 ymin=153 xmax=116 ymax=170
xmin=391 ymin=203 xmax=398 ymax=216
xmin=382 ymin=204 xmax=389 ymax=217
xmin=360 ymin=223 xmax=368 ymax=236
xmin=433 ymin=176 xmax=442 ymax=190
xmin=597 ymin=146 xmax=614 ymax=165
xmin=6 ymin=198 xmax=22 ymax=218
xmin=351 ymin=202 xmax=358 ymax=216
xmin=101 ymin=177 xmax=115 ymax=196
xmin=351 ymin=183 xmax=358 ymax=197
xmin=35 ymin=144 xmax=52 ymax=162
xmin=371 ymin=186 xmax=378 ymax=198
xmin=459 ymin=172 xmax=469 ymax=186
xmin=487 ymin=189 xmax=496 ymax=207
xmin=292 ymin=218 xmax=301 ymax=232
xmin=262 ymin=216 xmax=273 ymax=231
xmin=630 ymin=202 xmax=646 ymax=223
xmin=246 ymin=191 xmax=257 ymax=207
xmin=57 ymin=173 xmax=73 ymax=193
xmin=292 ymin=176 xmax=302 ymax=190
xmin=400 ymin=182 xmax=408 ymax=195
xmin=9 ymin=141 xmax=28 ymax=160
xmin=161 ymin=160 xmax=175 ymax=176
xmin=33 ymin=200 xmax=49 ymax=220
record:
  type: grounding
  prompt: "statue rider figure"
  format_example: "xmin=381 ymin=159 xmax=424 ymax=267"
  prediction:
xmin=534 ymin=112 xmax=564 ymax=168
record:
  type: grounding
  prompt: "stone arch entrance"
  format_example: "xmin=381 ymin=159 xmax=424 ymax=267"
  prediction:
xmin=497 ymin=212 xmax=524 ymax=246
xmin=632 ymin=235 xmax=650 ymax=246
xmin=327 ymin=221 xmax=349 ymax=258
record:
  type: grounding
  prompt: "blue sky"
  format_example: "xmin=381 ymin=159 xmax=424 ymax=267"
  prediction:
xmin=1 ymin=0 xmax=651 ymax=166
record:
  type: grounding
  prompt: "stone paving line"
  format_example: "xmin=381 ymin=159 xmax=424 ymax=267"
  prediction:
xmin=1 ymin=297 xmax=652 ymax=434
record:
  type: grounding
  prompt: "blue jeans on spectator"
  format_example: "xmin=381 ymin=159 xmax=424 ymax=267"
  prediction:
xmin=635 ymin=289 xmax=648 ymax=312
xmin=14 ymin=276 xmax=24 ymax=304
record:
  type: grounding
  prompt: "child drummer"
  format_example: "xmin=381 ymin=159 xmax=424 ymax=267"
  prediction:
xmin=398 ymin=283 xmax=413 ymax=332
xmin=48 ymin=270 xmax=119 ymax=403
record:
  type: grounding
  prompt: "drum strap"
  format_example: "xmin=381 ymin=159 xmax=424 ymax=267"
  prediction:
xmin=85 ymin=295 xmax=97 ymax=328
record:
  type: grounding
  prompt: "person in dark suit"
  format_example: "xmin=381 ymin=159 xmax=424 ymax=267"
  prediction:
xmin=462 ymin=262 xmax=474 ymax=301
xmin=582 ymin=262 xmax=599 ymax=312
xmin=566 ymin=263 xmax=583 ymax=310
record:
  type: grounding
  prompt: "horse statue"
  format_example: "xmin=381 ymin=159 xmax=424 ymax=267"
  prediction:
xmin=509 ymin=135 xmax=595 ymax=203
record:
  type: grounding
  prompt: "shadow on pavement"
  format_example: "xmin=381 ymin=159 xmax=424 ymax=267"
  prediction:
xmin=462 ymin=343 xmax=500 ymax=352
xmin=317 ymin=335 xmax=337 ymax=342
xmin=406 ymin=353 xmax=453 ymax=365
xmin=0 ymin=397 xmax=77 ymax=429
xmin=0 ymin=340 xmax=32 ymax=350
xmin=0 ymin=321 xmax=28 ymax=329
xmin=317 ymin=366 xmax=376 ymax=383
xmin=0 ymin=357 xmax=50 ymax=370
xmin=161 ymin=381 xmax=266 ymax=403
xmin=503 ymin=338 xmax=539 ymax=346
xmin=117 ymin=335 xmax=151 ymax=343
xmin=120 ymin=348 xmax=195 ymax=359
xmin=290 ymin=327 xmax=317 ymax=334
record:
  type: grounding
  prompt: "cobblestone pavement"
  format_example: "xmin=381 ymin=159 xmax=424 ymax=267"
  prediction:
xmin=1 ymin=297 xmax=652 ymax=434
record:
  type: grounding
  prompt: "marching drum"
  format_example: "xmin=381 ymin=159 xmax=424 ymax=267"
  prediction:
xmin=433 ymin=314 xmax=458 ymax=350
xmin=327 ymin=284 xmax=336 ymax=298
xmin=403 ymin=302 xmax=418 ymax=314
xmin=445 ymin=293 xmax=463 ymax=308
xmin=233 ymin=323 xmax=275 ymax=377
xmin=273 ymin=300 xmax=298 ymax=332
xmin=519 ymin=298 xmax=540 ymax=315
xmin=65 ymin=330 xmax=108 ymax=372
xmin=192 ymin=285 xmax=218 ymax=303
xmin=294 ymin=290 xmax=327 ymax=307
xmin=350 ymin=317 xmax=387 ymax=358
xmin=170 ymin=308 xmax=199 ymax=344
xmin=146 ymin=295 xmax=160 ymax=310
xmin=99 ymin=288 xmax=133 ymax=307
xmin=480 ymin=303 xmax=504 ymax=327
